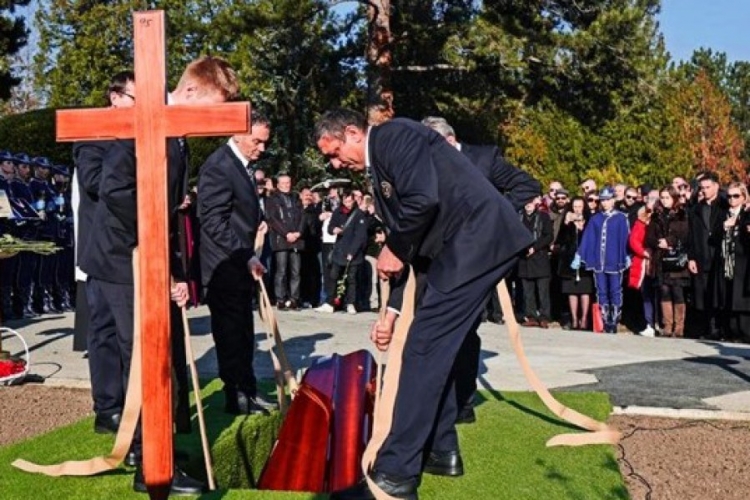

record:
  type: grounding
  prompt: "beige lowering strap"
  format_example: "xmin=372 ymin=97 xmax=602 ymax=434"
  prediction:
xmin=179 ymin=305 xmax=215 ymax=490
xmin=12 ymin=249 xmax=145 ymax=475
xmin=362 ymin=271 xmax=416 ymax=500
xmin=494 ymin=280 xmax=621 ymax=446
xmin=253 ymin=222 xmax=299 ymax=412
xmin=361 ymin=277 xmax=620 ymax=500
xmin=256 ymin=278 xmax=299 ymax=414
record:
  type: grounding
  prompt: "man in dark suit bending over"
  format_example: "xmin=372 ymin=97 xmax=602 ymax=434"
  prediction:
xmin=421 ymin=115 xmax=541 ymax=423
xmin=314 ymin=109 xmax=534 ymax=500
xmin=198 ymin=109 xmax=272 ymax=415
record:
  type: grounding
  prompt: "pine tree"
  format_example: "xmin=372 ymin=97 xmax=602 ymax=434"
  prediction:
xmin=0 ymin=0 xmax=30 ymax=100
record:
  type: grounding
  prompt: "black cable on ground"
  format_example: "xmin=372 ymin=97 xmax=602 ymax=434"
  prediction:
xmin=616 ymin=419 xmax=750 ymax=500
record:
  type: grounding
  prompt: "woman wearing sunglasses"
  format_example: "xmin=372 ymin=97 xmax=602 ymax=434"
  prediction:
xmin=716 ymin=182 xmax=750 ymax=342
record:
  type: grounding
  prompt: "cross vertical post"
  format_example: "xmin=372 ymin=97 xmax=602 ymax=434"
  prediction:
xmin=133 ymin=11 xmax=172 ymax=496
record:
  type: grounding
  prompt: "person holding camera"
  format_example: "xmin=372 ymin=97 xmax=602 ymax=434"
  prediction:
xmin=557 ymin=196 xmax=594 ymax=330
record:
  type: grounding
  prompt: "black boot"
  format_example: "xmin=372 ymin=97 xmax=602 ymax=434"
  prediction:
xmin=20 ymin=286 xmax=39 ymax=319
xmin=59 ymin=286 xmax=74 ymax=312
xmin=611 ymin=305 xmax=622 ymax=334
xmin=599 ymin=304 xmax=611 ymax=333
xmin=44 ymin=287 xmax=62 ymax=314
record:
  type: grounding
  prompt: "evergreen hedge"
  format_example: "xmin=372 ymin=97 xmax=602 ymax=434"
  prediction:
xmin=0 ymin=108 xmax=229 ymax=182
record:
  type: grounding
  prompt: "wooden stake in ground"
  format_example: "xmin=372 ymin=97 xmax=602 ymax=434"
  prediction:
xmin=55 ymin=10 xmax=249 ymax=499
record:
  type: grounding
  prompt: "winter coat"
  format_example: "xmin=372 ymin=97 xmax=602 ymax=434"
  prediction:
xmin=516 ymin=209 xmax=553 ymax=279
xmin=628 ymin=215 xmax=652 ymax=289
xmin=265 ymin=191 xmax=305 ymax=252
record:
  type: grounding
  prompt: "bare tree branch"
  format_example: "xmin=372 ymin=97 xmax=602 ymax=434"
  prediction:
xmin=392 ymin=64 xmax=469 ymax=72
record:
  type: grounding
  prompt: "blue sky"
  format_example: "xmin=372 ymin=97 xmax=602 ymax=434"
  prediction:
xmin=659 ymin=0 xmax=750 ymax=62
xmin=14 ymin=1 xmax=748 ymax=64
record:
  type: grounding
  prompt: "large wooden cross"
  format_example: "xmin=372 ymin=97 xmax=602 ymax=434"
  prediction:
xmin=56 ymin=11 xmax=249 ymax=499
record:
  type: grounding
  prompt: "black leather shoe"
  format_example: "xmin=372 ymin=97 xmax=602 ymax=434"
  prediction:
xmin=253 ymin=393 xmax=278 ymax=412
xmin=126 ymin=450 xmax=187 ymax=468
xmin=94 ymin=413 xmax=121 ymax=434
xmin=423 ymin=449 xmax=464 ymax=477
xmin=330 ymin=471 xmax=419 ymax=500
xmin=225 ymin=390 xmax=271 ymax=416
xmin=133 ymin=466 xmax=206 ymax=496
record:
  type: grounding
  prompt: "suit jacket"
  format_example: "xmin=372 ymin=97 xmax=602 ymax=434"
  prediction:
xmin=328 ymin=206 xmax=369 ymax=266
xmin=81 ymin=139 xmax=187 ymax=284
xmin=73 ymin=140 xmax=113 ymax=269
xmin=460 ymin=143 xmax=541 ymax=211
xmin=197 ymin=143 xmax=261 ymax=290
xmin=369 ymin=118 xmax=534 ymax=296
xmin=265 ymin=191 xmax=304 ymax=252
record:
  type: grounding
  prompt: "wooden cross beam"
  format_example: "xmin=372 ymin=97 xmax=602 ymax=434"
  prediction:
xmin=56 ymin=11 xmax=249 ymax=499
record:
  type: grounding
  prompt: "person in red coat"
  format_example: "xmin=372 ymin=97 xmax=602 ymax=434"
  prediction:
xmin=628 ymin=197 xmax=658 ymax=337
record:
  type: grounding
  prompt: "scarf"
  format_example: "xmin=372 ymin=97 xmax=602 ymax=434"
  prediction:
xmin=722 ymin=209 xmax=741 ymax=280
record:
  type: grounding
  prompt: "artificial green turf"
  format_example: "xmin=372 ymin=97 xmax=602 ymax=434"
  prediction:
xmin=0 ymin=382 xmax=628 ymax=499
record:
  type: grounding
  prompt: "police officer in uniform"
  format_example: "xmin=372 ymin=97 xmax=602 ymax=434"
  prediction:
xmin=9 ymin=153 xmax=40 ymax=319
xmin=51 ymin=165 xmax=75 ymax=312
xmin=0 ymin=150 xmax=19 ymax=320
xmin=30 ymin=157 xmax=61 ymax=314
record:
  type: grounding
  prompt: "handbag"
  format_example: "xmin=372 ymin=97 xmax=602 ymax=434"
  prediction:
xmin=661 ymin=242 xmax=688 ymax=272
xmin=591 ymin=303 xmax=604 ymax=334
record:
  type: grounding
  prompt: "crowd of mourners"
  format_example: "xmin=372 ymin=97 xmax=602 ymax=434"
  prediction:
xmin=3 ymin=146 xmax=749 ymax=344
xmin=509 ymin=173 xmax=750 ymax=342
xmin=200 ymin=167 xmax=750 ymax=344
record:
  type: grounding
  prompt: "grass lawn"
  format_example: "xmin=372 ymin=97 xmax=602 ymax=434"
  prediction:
xmin=0 ymin=382 xmax=628 ymax=499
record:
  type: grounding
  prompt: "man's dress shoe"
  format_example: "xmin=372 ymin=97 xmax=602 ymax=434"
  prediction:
xmin=126 ymin=450 xmax=188 ymax=468
xmin=133 ymin=466 xmax=205 ymax=496
xmin=423 ymin=449 xmax=464 ymax=477
xmin=94 ymin=413 xmax=121 ymax=434
xmin=225 ymin=391 xmax=275 ymax=416
xmin=329 ymin=470 xmax=419 ymax=500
